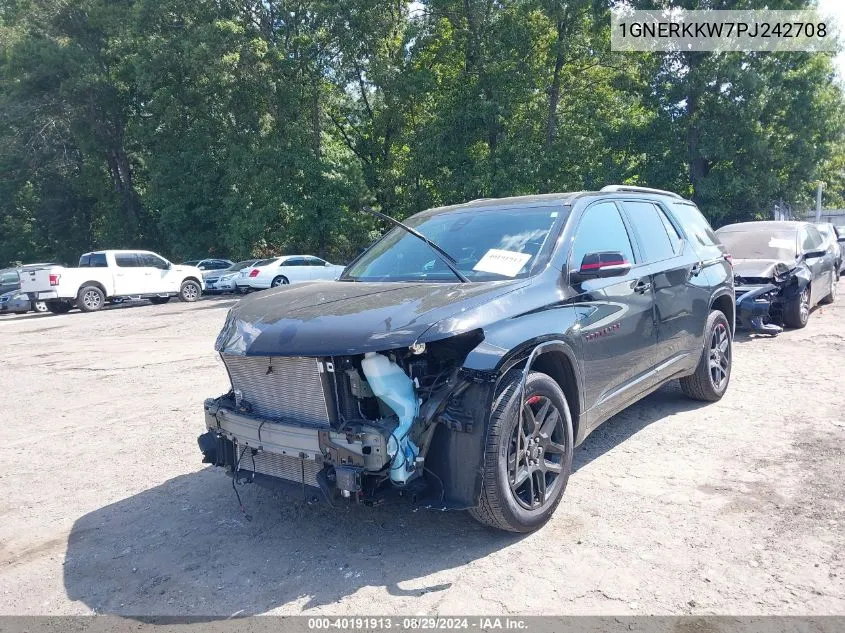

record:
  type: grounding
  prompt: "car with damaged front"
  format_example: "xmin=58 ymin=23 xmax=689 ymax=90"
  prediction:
xmin=199 ymin=186 xmax=735 ymax=533
xmin=715 ymin=221 xmax=837 ymax=335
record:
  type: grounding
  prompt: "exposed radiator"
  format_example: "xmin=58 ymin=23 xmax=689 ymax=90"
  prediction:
xmin=222 ymin=355 xmax=331 ymax=426
xmin=236 ymin=446 xmax=322 ymax=488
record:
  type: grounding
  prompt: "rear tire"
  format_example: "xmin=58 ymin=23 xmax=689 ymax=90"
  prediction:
xmin=271 ymin=276 xmax=289 ymax=288
xmin=469 ymin=369 xmax=573 ymax=533
xmin=77 ymin=286 xmax=105 ymax=312
xmin=149 ymin=296 xmax=171 ymax=305
xmin=32 ymin=301 xmax=48 ymax=313
xmin=680 ymin=310 xmax=732 ymax=402
xmin=178 ymin=280 xmax=201 ymax=302
xmin=783 ymin=286 xmax=810 ymax=328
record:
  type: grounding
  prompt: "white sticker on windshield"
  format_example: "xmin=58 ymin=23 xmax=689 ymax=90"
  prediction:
xmin=473 ymin=249 xmax=532 ymax=277
xmin=768 ymin=238 xmax=793 ymax=249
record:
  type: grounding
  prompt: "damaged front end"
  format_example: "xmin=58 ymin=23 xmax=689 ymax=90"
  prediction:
xmin=199 ymin=328 xmax=490 ymax=507
xmin=734 ymin=262 xmax=809 ymax=335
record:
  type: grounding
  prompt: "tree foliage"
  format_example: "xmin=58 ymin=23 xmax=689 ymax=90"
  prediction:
xmin=1 ymin=0 xmax=843 ymax=266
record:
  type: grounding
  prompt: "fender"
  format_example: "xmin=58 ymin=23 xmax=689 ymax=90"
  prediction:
xmin=425 ymin=306 xmax=585 ymax=508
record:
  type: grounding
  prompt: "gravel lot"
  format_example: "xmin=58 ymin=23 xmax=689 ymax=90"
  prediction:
xmin=1 ymin=287 xmax=843 ymax=617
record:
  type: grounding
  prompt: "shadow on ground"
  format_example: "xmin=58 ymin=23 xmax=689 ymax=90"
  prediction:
xmin=63 ymin=382 xmax=705 ymax=616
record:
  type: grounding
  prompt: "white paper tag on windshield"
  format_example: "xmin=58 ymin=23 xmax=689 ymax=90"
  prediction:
xmin=473 ymin=249 xmax=532 ymax=277
xmin=768 ymin=238 xmax=793 ymax=249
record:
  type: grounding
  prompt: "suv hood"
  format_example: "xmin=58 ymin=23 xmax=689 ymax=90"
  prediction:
xmin=216 ymin=280 xmax=528 ymax=356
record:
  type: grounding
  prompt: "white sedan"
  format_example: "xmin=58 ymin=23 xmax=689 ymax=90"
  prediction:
xmin=245 ymin=255 xmax=345 ymax=289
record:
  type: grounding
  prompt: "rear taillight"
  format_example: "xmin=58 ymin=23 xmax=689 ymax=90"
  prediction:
xmin=248 ymin=269 xmax=259 ymax=278
xmin=49 ymin=273 xmax=61 ymax=286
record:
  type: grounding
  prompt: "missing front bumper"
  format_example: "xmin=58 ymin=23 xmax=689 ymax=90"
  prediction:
xmin=735 ymin=284 xmax=783 ymax=336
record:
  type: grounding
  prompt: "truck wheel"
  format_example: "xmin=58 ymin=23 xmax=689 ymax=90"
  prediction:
xmin=783 ymin=286 xmax=810 ymax=328
xmin=149 ymin=296 xmax=171 ymax=305
xmin=178 ymin=280 xmax=201 ymax=302
xmin=679 ymin=310 xmax=732 ymax=402
xmin=77 ymin=286 xmax=105 ymax=312
xmin=469 ymin=369 xmax=573 ymax=533
xmin=46 ymin=301 xmax=72 ymax=314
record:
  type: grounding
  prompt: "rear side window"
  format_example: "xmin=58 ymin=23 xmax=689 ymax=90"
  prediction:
xmin=114 ymin=253 xmax=139 ymax=267
xmin=283 ymin=257 xmax=308 ymax=266
xmin=305 ymin=256 xmax=327 ymax=266
xmin=669 ymin=202 xmax=720 ymax=252
xmin=79 ymin=253 xmax=107 ymax=268
xmin=622 ymin=201 xmax=676 ymax=263
xmin=570 ymin=202 xmax=635 ymax=271
xmin=0 ymin=271 xmax=18 ymax=284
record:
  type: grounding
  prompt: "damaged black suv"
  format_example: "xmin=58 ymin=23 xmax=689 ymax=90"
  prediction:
xmin=199 ymin=186 xmax=735 ymax=532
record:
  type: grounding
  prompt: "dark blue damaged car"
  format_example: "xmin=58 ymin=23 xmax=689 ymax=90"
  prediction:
xmin=199 ymin=185 xmax=735 ymax=533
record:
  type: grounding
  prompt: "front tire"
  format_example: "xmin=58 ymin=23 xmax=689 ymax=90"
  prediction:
xmin=783 ymin=286 xmax=810 ymax=328
xmin=470 ymin=369 xmax=573 ymax=533
xmin=680 ymin=310 xmax=732 ymax=402
xmin=77 ymin=286 xmax=105 ymax=312
xmin=178 ymin=280 xmax=201 ymax=302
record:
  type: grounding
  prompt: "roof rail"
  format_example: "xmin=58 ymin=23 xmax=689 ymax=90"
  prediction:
xmin=600 ymin=185 xmax=683 ymax=199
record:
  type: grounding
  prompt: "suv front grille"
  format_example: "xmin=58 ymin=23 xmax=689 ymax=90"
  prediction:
xmin=221 ymin=355 xmax=331 ymax=426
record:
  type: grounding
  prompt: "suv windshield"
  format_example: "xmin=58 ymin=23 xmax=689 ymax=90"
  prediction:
xmin=717 ymin=229 xmax=797 ymax=260
xmin=343 ymin=206 xmax=566 ymax=282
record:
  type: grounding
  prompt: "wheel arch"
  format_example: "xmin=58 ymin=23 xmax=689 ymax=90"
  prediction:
xmin=78 ymin=280 xmax=108 ymax=298
xmin=493 ymin=339 xmax=583 ymax=445
xmin=183 ymin=275 xmax=202 ymax=286
xmin=710 ymin=291 xmax=735 ymax=335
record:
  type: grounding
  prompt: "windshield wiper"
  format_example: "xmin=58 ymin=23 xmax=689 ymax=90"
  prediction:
xmin=361 ymin=207 xmax=469 ymax=283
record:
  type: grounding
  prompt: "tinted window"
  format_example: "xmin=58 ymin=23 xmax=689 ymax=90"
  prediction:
xmin=0 ymin=271 xmax=18 ymax=284
xmin=304 ymin=256 xmax=327 ymax=266
xmin=140 ymin=253 xmax=168 ymax=269
xmin=114 ymin=253 xmax=139 ymax=268
xmin=570 ymin=202 xmax=635 ymax=271
xmin=282 ymin=257 xmax=307 ymax=267
xmin=669 ymin=203 xmax=720 ymax=252
xmin=79 ymin=253 xmax=107 ymax=268
xmin=622 ymin=201 xmax=676 ymax=262
xmin=659 ymin=207 xmax=682 ymax=253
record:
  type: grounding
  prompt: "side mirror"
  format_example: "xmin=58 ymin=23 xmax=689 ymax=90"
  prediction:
xmin=166 ymin=261 xmax=172 ymax=270
xmin=198 ymin=265 xmax=207 ymax=270
xmin=803 ymin=249 xmax=826 ymax=259
xmin=570 ymin=251 xmax=632 ymax=284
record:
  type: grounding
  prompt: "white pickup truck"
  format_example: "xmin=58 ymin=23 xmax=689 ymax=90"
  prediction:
xmin=19 ymin=250 xmax=205 ymax=314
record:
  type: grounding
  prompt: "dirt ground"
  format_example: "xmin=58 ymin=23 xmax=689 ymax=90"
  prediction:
xmin=0 ymin=285 xmax=843 ymax=617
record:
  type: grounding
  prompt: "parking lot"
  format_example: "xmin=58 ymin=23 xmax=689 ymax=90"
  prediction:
xmin=1 ymin=288 xmax=843 ymax=617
